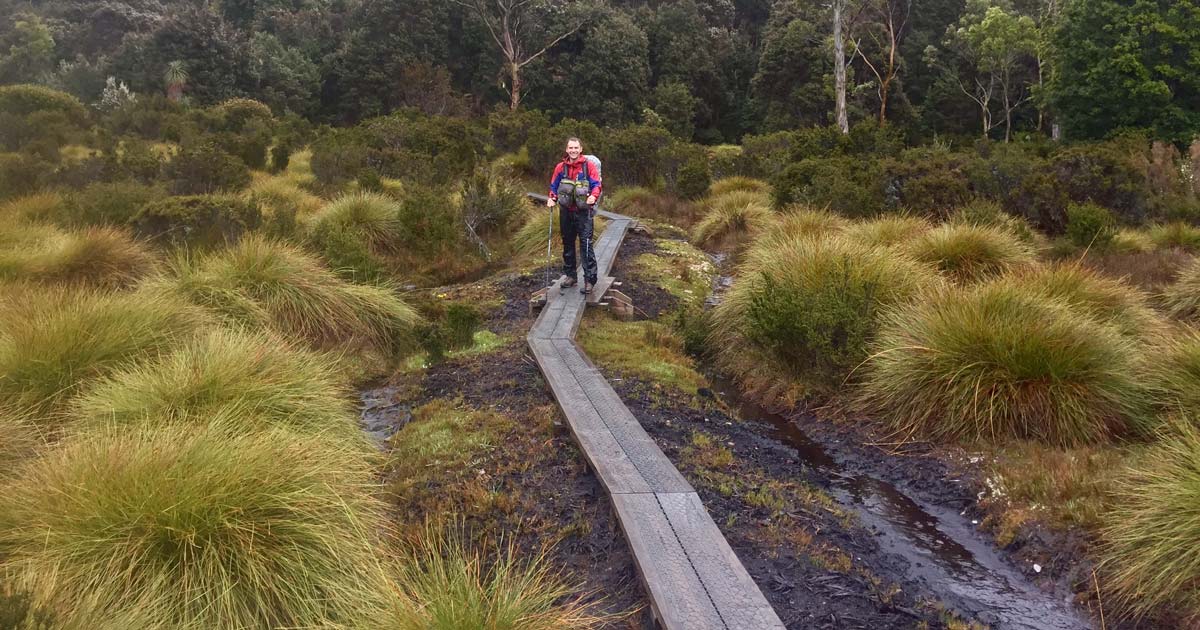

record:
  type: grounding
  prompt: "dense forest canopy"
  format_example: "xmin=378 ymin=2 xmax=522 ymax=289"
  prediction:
xmin=0 ymin=0 xmax=1196 ymax=144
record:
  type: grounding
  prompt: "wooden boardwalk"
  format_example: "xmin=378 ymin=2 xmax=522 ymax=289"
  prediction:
xmin=527 ymin=206 xmax=786 ymax=630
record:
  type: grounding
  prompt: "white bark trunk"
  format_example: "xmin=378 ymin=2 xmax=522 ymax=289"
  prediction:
xmin=834 ymin=0 xmax=849 ymax=134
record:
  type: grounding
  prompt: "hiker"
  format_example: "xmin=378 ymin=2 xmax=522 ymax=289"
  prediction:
xmin=546 ymin=137 xmax=602 ymax=294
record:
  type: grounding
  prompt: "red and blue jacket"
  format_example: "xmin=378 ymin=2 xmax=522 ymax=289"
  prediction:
xmin=548 ymin=155 xmax=602 ymax=203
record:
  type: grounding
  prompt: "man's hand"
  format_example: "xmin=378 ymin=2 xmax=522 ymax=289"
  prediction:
xmin=546 ymin=197 xmax=555 ymax=208
xmin=586 ymin=195 xmax=597 ymax=206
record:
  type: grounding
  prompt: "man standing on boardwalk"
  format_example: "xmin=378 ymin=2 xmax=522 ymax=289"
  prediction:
xmin=546 ymin=137 xmax=602 ymax=294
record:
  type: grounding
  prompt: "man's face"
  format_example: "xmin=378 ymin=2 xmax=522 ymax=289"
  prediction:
xmin=566 ymin=141 xmax=582 ymax=160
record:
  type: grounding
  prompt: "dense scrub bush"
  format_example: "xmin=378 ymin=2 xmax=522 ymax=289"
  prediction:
xmin=1052 ymin=141 xmax=1152 ymax=225
xmin=487 ymin=107 xmax=551 ymax=156
xmin=0 ymin=225 xmax=157 ymax=289
xmin=842 ymin=214 xmax=932 ymax=248
xmin=1163 ymin=258 xmax=1200 ymax=322
xmin=0 ymin=152 xmax=49 ymax=200
xmin=999 ymin=264 xmax=1164 ymax=340
xmin=72 ymin=328 xmax=362 ymax=442
xmin=61 ymin=181 xmax=163 ymax=226
xmin=691 ymin=190 xmax=773 ymax=249
xmin=148 ymin=236 xmax=420 ymax=358
xmin=859 ymin=282 xmax=1149 ymax=446
xmin=164 ymin=141 xmax=252 ymax=195
xmin=1145 ymin=330 xmax=1200 ymax=421
xmin=1066 ymin=202 xmax=1117 ymax=249
xmin=102 ymin=95 xmax=189 ymax=140
xmin=527 ymin=118 xmax=604 ymax=181
xmin=708 ymin=145 xmax=742 ymax=180
xmin=903 ymin=223 xmax=1037 ymax=282
xmin=880 ymin=148 xmax=973 ymax=216
xmin=131 ymin=194 xmax=261 ymax=249
xmin=364 ymin=111 xmax=479 ymax=186
xmin=0 ymin=421 xmax=389 ymax=629
xmin=950 ymin=198 xmax=1038 ymax=244
xmin=674 ymin=154 xmax=711 ymax=200
xmin=211 ymin=97 xmax=274 ymax=131
xmin=247 ymin=177 xmax=324 ymax=238
xmin=1100 ymin=420 xmax=1200 ymax=621
xmin=963 ymin=143 xmax=1066 ymax=231
xmin=770 ymin=157 xmax=885 ymax=216
xmin=737 ymin=130 xmax=796 ymax=179
xmin=310 ymin=128 xmax=372 ymax=188
xmin=604 ymin=124 xmax=673 ymax=188
xmin=0 ymin=85 xmax=87 ymax=124
xmin=395 ymin=184 xmax=465 ymax=258
xmin=459 ymin=167 xmax=525 ymax=241
xmin=712 ymin=236 xmax=939 ymax=400
xmin=0 ymin=286 xmax=207 ymax=416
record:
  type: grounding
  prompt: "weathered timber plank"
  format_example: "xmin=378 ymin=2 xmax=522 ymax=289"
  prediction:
xmin=550 ymin=294 xmax=587 ymax=339
xmin=657 ymin=492 xmax=787 ymax=630
xmin=611 ymin=493 xmax=726 ymax=629
xmin=586 ymin=276 xmax=616 ymax=305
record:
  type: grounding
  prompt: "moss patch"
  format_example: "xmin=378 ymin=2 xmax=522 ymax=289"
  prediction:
xmin=632 ymin=238 xmax=717 ymax=302
xmin=576 ymin=312 xmax=707 ymax=396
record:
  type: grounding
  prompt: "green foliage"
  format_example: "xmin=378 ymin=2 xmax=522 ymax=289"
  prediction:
xmin=443 ymin=303 xmax=481 ymax=350
xmin=653 ymin=81 xmax=698 ymax=141
xmin=1148 ymin=222 xmax=1200 ymax=253
xmin=903 ymin=223 xmax=1037 ymax=282
xmin=212 ymin=98 xmax=274 ymax=130
xmin=72 ymin=328 xmax=363 ymax=444
xmin=0 ymin=153 xmax=48 ymax=201
xmin=307 ymin=192 xmax=401 ymax=282
xmin=860 ymin=281 xmax=1149 ymax=446
xmin=0 ymin=286 xmax=207 ymax=416
xmin=691 ymin=190 xmax=773 ymax=249
xmin=0 ymin=421 xmax=389 ymax=629
xmin=674 ymin=154 xmax=712 ymax=200
xmin=1100 ymin=420 xmax=1200 ymax=620
xmin=364 ymin=111 xmax=479 ymax=186
xmin=881 ymin=148 xmax=973 ymax=216
xmin=1052 ymin=142 xmax=1152 ymax=225
xmin=164 ymin=141 xmax=253 ymax=195
xmin=1066 ymin=202 xmax=1116 ymax=249
xmin=709 ymin=177 xmax=771 ymax=198
xmin=131 ymin=194 xmax=261 ymax=249
xmin=61 ymin=182 xmax=163 ymax=227
xmin=0 ymin=85 xmax=85 ymax=124
xmin=770 ymin=157 xmax=885 ymax=216
xmin=310 ymin=127 xmax=372 ymax=188
xmin=604 ymin=124 xmax=674 ymax=188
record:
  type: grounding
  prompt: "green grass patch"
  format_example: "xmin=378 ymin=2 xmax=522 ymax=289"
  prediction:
xmin=631 ymin=238 xmax=716 ymax=302
xmin=1163 ymin=257 xmax=1200 ymax=322
xmin=1148 ymin=221 xmax=1200 ymax=253
xmin=997 ymin=263 xmax=1165 ymax=340
xmin=842 ymin=214 xmax=932 ymax=248
xmin=691 ymin=190 xmax=773 ymax=250
xmin=577 ymin=314 xmax=707 ymax=396
xmin=902 ymin=223 xmax=1037 ymax=283
xmin=1146 ymin=328 xmax=1200 ymax=422
xmin=0 ymin=224 xmax=157 ymax=289
xmin=0 ymin=420 xmax=390 ymax=629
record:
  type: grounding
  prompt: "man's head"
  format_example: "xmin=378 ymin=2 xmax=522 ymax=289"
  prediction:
xmin=565 ymin=137 xmax=583 ymax=160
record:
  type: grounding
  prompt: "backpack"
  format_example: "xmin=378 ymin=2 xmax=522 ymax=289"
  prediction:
xmin=584 ymin=154 xmax=602 ymax=181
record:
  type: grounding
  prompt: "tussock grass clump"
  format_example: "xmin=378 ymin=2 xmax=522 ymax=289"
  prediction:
xmin=0 ymin=286 xmax=207 ymax=416
xmin=691 ymin=190 xmax=773 ymax=249
xmin=0 ymin=421 xmax=390 ymax=629
xmin=903 ymin=223 xmax=1037 ymax=282
xmin=0 ymin=406 xmax=42 ymax=475
xmin=771 ymin=206 xmax=849 ymax=240
xmin=72 ymin=328 xmax=361 ymax=442
xmin=1163 ymin=258 xmax=1200 ymax=321
xmin=950 ymin=199 xmax=1038 ymax=244
xmin=308 ymin=191 xmax=401 ymax=249
xmin=247 ymin=175 xmax=325 ymax=233
xmin=1100 ymin=420 xmax=1200 ymax=621
xmin=998 ymin=264 xmax=1165 ymax=340
xmin=388 ymin=526 xmax=614 ymax=630
xmin=510 ymin=205 xmax=560 ymax=260
xmin=0 ymin=193 xmax=64 ymax=223
xmin=1146 ymin=329 xmax=1200 ymax=421
xmin=709 ymin=176 xmax=771 ymax=198
xmin=147 ymin=235 xmax=420 ymax=357
xmin=712 ymin=236 xmax=939 ymax=401
xmin=0 ymin=225 xmax=156 ymax=289
xmin=1110 ymin=228 xmax=1155 ymax=254
xmin=842 ymin=214 xmax=932 ymax=248
xmin=607 ymin=187 xmax=696 ymax=227
xmin=859 ymin=282 xmax=1149 ymax=446
xmin=1149 ymin=221 xmax=1200 ymax=253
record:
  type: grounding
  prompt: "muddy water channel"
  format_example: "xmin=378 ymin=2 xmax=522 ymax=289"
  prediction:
xmin=711 ymin=375 xmax=1091 ymax=630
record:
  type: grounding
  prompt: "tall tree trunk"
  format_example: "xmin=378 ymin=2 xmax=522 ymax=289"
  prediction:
xmin=167 ymin=84 xmax=183 ymax=103
xmin=509 ymin=63 xmax=522 ymax=110
xmin=878 ymin=79 xmax=889 ymax=124
xmin=833 ymin=0 xmax=849 ymax=134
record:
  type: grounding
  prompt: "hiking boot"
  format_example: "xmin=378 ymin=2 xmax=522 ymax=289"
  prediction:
xmin=560 ymin=277 xmax=577 ymax=292
xmin=580 ymin=280 xmax=594 ymax=295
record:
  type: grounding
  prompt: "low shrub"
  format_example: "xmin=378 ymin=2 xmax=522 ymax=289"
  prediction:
xmin=0 ymin=85 xmax=87 ymax=124
xmin=0 ymin=286 xmax=206 ymax=416
xmin=709 ymin=176 xmax=771 ymax=198
xmin=1100 ymin=420 xmax=1200 ymax=621
xmin=72 ymin=328 xmax=362 ymax=442
xmin=950 ymin=198 xmax=1038 ymax=244
xmin=880 ymin=148 xmax=973 ymax=216
xmin=1163 ymin=258 xmax=1200 ymax=322
xmin=691 ymin=190 xmax=773 ymax=249
xmin=1148 ymin=222 xmax=1200 ymax=252
xmin=310 ymin=127 xmax=372 ymax=188
xmin=1110 ymin=228 xmax=1155 ymax=254
xmin=998 ymin=264 xmax=1164 ymax=340
xmin=1066 ymin=202 xmax=1117 ymax=249
xmin=0 ymin=152 xmax=48 ymax=200
xmin=842 ymin=214 xmax=932 ymax=248
xmin=903 ymin=223 xmax=1037 ymax=282
xmin=388 ymin=525 xmax=612 ymax=630
xmin=458 ymin=167 xmax=525 ymax=240
xmin=61 ymin=181 xmax=163 ymax=226
xmin=0 ymin=421 xmax=389 ymax=629
xmin=674 ymin=154 xmax=711 ymax=200
xmin=247 ymin=176 xmax=324 ymax=238
xmin=1145 ymin=330 xmax=1200 ymax=421
xmin=770 ymin=157 xmax=886 ymax=216
xmin=163 ymin=141 xmax=252 ymax=195
xmin=606 ymin=187 xmax=696 ymax=227
xmin=149 ymin=236 xmax=421 ymax=358
xmin=131 ymin=194 xmax=261 ymax=249
xmin=859 ymin=282 xmax=1149 ymax=446
xmin=212 ymin=97 xmax=274 ymax=130
xmin=712 ymin=236 xmax=939 ymax=401
xmin=0 ymin=225 xmax=157 ymax=289
xmin=1051 ymin=141 xmax=1151 ymax=225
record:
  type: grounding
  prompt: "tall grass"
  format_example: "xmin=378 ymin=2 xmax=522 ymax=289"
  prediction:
xmin=903 ymin=223 xmax=1037 ymax=282
xmin=997 ymin=263 xmax=1165 ymax=340
xmin=606 ymin=187 xmax=696 ymax=227
xmin=308 ymin=191 xmax=402 ymax=250
xmin=1163 ymin=258 xmax=1200 ymax=321
xmin=387 ymin=525 xmax=614 ymax=630
xmin=1146 ymin=329 xmax=1200 ymax=421
xmin=950 ymin=199 xmax=1038 ymax=244
xmin=691 ymin=190 xmax=773 ymax=249
xmin=709 ymin=176 xmax=771 ymax=198
xmin=0 ymin=420 xmax=391 ymax=629
xmin=71 ymin=328 xmax=363 ymax=443
xmin=0 ymin=193 xmax=64 ymax=223
xmin=842 ymin=214 xmax=932 ymax=248
xmin=1100 ymin=419 xmax=1200 ymax=621
xmin=0 ymin=225 xmax=157 ymax=289
xmin=859 ymin=282 xmax=1149 ymax=446
xmin=1148 ymin=221 xmax=1200 ymax=253
xmin=510 ymin=205 xmax=560 ymax=260
xmin=144 ymin=236 xmax=421 ymax=357
xmin=0 ymin=286 xmax=207 ymax=417
xmin=762 ymin=206 xmax=849 ymax=246
xmin=711 ymin=235 xmax=940 ymax=401
xmin=247 ymin=175 xmax=325 ymax=235
xmin=0 ymin=405 xmax=42 ymax=476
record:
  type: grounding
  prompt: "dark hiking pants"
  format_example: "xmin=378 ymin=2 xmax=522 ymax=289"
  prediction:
xmin=560 ymin=205 xmax=597 ymax=285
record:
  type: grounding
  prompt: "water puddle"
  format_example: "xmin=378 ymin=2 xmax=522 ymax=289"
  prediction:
xmin=358 ymin=385 xmax=410 ymax=445
xmin=712 ymin=376 xmax=1091 ymax=630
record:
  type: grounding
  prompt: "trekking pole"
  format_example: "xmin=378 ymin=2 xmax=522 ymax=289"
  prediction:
xmin=545 ymin=203 xmax=554 ymax=290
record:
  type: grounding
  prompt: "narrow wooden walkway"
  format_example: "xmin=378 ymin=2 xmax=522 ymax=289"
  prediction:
xmin=527 ymin=204 xmax=786 ymax=630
